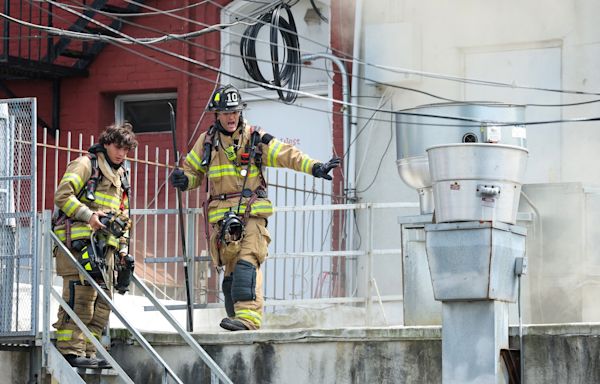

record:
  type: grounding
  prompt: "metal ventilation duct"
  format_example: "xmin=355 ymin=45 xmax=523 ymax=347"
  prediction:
xmin=395 ymin=102 xmax=526 ymax=214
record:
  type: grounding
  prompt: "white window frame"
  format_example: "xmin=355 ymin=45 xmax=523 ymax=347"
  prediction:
xmin=114 ymin=92 xmax=178 ymax=131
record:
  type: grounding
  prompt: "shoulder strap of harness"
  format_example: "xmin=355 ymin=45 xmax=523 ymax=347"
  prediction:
xmin=120 ymin=168 xmax=130 ymax=197
xmin=54 ymin=153 xmax=101 ymax=245
xmin=251 ymin=130 xmax=268 ymax=190
xmin=75 ymin=153 xmax=101 ymax=201
xmin=200 ymin=124 xmax=217 ymax=168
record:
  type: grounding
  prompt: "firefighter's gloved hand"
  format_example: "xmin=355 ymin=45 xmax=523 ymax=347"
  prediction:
xmin=169 ymin=169 xmax=189 ymax=191
xmin=89 ymin=211 xmax=107 ymax=231
xmin=115 ymin=252 xmax=134 ymax=295
xmin=312 ymin=157 xmax=340 ymax=180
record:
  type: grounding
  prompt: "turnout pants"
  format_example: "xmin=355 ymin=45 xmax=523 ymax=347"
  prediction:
xmin=213 ymin=217 xmax=270 ymax=330
xmin=53 ymin=247 xmax=113 ymax=357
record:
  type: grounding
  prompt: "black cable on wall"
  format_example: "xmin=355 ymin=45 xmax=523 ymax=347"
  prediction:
xmin=240 ymin=3 xmax=301 ymax=103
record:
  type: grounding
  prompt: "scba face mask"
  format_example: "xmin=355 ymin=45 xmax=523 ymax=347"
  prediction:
xmin=99 ymin=211 xmax=131 ymax=238
xmin=219 ymin=211 xmax=245 ymax=263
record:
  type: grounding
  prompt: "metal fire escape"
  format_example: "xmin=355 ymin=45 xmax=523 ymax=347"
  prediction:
xmin=0 ymin=0 xmax=146 ymax=130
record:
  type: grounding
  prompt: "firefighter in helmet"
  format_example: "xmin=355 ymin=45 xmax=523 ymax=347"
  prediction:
xmin=169 ymin=84 xmax=339 ymax=331
xmin=52 ymin=123 xmax=137 ymax=367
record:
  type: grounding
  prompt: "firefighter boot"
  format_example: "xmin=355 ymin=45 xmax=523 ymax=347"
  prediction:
xmin=93 ymin=357 xmax=112 ymax=369
xmin=64 ymin=354 xmax=99 ymax=368
xmin=219 ymin=317 xmax=250 ymax=331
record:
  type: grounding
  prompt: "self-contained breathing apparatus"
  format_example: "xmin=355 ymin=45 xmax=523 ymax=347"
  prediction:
xmin=210 ymin=127 xmax=268 ymax=264
xmin=53 ymin=152 xmax=134 ymax=293
xmin=201 ymin=85 xmax=274 ymax=264
xmin=72 ymin=210 xmax=131 ymax=289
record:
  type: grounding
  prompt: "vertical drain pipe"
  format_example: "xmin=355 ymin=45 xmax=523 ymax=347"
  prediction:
xmin=300 ymin=52 xmax=350 ymax=155
xmin=349 ymin=0 xmax=363 ymax=206
xmin=301 ymin=52 xmax=353 ymax=258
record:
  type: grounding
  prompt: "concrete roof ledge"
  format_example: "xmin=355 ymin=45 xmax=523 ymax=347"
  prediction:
xmin=511 ymin=322 xmax=600 ymax=336
xmin=110 ymin=325 xmax=443 ymax=346
xmin=109 ymin=322 xmax=600 ymax=346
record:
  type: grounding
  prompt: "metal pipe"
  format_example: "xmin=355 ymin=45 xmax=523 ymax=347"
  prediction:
xmin=366 ymin=203 xmax=373 ymax=325
xmin=41 ymin=212 xmax=51 ymax=368
xmin=31 ymin=99 xmax=39 ymax=335
xmin=350 ymin=0 xmax=363 ymax=200
xmin=300 ymin=52 xmax=350 ymax=181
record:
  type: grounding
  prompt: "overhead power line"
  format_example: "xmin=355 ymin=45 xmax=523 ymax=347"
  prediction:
xmin=6 ymin=2 xmax=600 ymax=192
xmin=70 ymin=0 xmax=600 ymax=108
xmin=62 ymin=0 xmax=211 ymax=17
xmin=7 ymin=4 xmax=600 ymax=130
xmin=128 ymin=0 xmax=600 ymax=97
xmin=23 ymin=0 xmax=600 ymax=108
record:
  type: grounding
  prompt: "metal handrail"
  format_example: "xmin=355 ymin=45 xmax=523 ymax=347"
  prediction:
xmin=49 ymin=232 xmax=183 ymax=384
xmin=133 ymin=275 xmax=233 ymax=384
xmin=50 ymin=289 xmax=134 ymax=384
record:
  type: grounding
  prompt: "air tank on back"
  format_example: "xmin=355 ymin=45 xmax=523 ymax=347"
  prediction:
xmin=395 ymin=102 xmax=527 ymax=214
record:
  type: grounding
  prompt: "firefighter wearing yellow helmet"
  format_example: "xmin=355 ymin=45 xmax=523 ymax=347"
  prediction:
xmin=169 ymin=84 xmax=339 ymax=331
xmin=52 ymin=123 xmax=137 ymax=367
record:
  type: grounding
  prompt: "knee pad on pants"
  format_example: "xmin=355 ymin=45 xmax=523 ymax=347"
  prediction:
xmin=73 ymin=284 xmax=96 ymax=324
xmin=222 ymin=275 xmax=235 ymax=317
xmin=231 ymin=260 xmax=256 ymax=303
xmin=90 ymin=296 xmax=111 ymax=329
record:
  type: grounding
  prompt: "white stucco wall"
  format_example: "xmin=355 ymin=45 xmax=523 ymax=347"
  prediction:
xmin=352 ymin=0 xmax=600 ymax=320
xmin=356 ymin=0 xmax=600 ymax=200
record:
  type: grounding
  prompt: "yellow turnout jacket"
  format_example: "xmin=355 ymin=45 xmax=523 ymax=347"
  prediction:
xmin=182 ymin=122 xmax=318 ymax=223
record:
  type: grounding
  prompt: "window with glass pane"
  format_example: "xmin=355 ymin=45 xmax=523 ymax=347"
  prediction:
xmin=122 ymin=98 xmax=176 ymax=133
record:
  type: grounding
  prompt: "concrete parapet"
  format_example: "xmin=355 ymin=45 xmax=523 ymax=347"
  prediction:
xmin=4 ymin=323 xmax=600 ymax=383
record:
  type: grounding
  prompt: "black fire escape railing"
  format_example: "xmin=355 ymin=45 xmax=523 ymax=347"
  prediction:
xmin=1 ymin=0 xmax=146 ymax=132
xmin=1 ymin=0 xmax=145 ymax=79
xmin=1 ymin=0 xmax=88 ymax=79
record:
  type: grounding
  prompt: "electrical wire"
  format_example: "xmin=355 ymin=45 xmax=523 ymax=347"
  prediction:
xmin=353 ymin=89 xmax=391 ymax=179
xmin=240 ymin=3 xmax=301 ymax=102
xmin=188 ymin=0 xmax=600 ymax=98
xmin=356 ymin=103 xmax=395 ymax=194
xmin=5 ymin=4 xmax=470 ymax=122
xmin=309 ymin=0 xmax=328 ymax=23
xmin=11 ymin=2 xmax=600 ymax=149
xmin=60 ymin=0 xmax=211 ymax=17
xmin=69 ymin=0 xmax=462 ymax=106
xmin=218 ymin=0 xmax=301 ymax=24
xmin=26 ymin=2 xmax=375 ymax=128
xmin=269 ymin=4 xmax=301 ymax=103
xmin=53 ymin=0 xmax=598 ymax=106
xmin=8 ymin=5 xmax=600 ymax=132
xmin=104 ymin=5 xmax=600 ymax=109
xmin=9 ymin=1 xmax=598 ymax=147
xmin=22 ymin=1 xmax=600 ymax=108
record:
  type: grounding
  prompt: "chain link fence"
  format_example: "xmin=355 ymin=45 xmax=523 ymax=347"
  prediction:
xmin=0 ymin=98 xmax=37 ymax=339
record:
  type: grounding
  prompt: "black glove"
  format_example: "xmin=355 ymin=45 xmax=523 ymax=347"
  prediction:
xmin=115 ymin=253 xmax=134 ymax=295
xmin=312 ymin=157 xmax=340 ymax=180
xmin=169 ymin=168 xmax=189 ymax=191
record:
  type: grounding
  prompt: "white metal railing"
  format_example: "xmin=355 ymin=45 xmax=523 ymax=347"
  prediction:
xmin=262 ymin=201 xmax=418 ymax=325
xmin=37 ymin=127 xmax=419 ymax=327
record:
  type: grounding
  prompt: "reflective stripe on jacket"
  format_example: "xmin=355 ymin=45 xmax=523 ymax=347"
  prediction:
xmin=53 ymin=152 xmax=128 ymax=248
xmin=182 ymin=122 xmax=319 ymax=223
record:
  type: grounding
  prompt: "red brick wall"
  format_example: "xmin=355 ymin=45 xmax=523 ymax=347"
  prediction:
xmin=2 ymin=0 xmax=352 ymax=207
xmin=330 ymin=0 xmax=356 ymax=294
xmin=1 ymin=1 xmax=228 ymax=149
xmin=2 ymin=0 xmax=355 ymax=296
